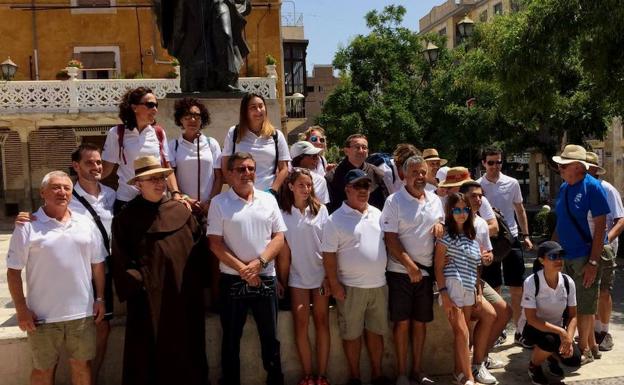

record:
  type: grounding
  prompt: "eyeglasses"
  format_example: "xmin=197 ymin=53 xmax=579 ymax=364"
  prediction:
xmin=451 ymin=207 xmax=471 ymax=215
xmin=310 ymin=135 xmax=326 ymax=144
xmin=139 ymin=175 xmax=167 ymax=183
xmin=350 ymin=145 xmax=369 ymax=151
xmin=233 ymin=166 xmax=256 ymax=173
xmin=350 ymin=182 xmax=371 ymax=190
xmin=545 ymin=252 xmax=565 ymax=261
xmin=182 ymin=112 xmax=201 ymax=120
xmin=303 ymin=153 xmax=319 ymax=159
xmin=486 ymin=160 xmax=503 ymax=166
xmin=139 ymin=101 xmax=159 ymax=109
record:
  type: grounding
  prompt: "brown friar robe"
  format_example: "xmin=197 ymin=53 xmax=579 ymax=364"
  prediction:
xmin=111 ymin=196 xmax=209 ymax=385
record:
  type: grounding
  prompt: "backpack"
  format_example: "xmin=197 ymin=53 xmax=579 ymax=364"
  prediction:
xmin=532 ymin=270 xmax=571 ymax=324
xmin=366 ymin=153 xmax=396 ymax=183
xmin=116 ymin=124 xmax=167 ymax=167
xmin=490 ymin=207 xmax=514 ymax=262
xmin=232 ymin=125 xmax=279 ymax=174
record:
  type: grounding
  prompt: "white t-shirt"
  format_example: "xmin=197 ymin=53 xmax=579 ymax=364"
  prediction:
xmin=588 ymin=180 xmax=624 ymax=252
xmin=102 ymin=124 xmax=171 ymax=202
xmin=519 ymin=270 xmax=576 ymax=330
xmin=478 ymin=196 xmax=495 ymax=221
xmin=7 ymin=208 xmax=106 ymax=323
xmin=477 ymin=173 xmax=523 ymax=237
xmin=169 ymin=134 xmax=222 ymax=202
xmin=321 ymin=203 xmax=387 ymax=288
xmin=314 ymin=155 xmax=328 ymax=177
xmin=222 ymin=126 xmax=291 ymax=191
xmin=381 ymin=188 xmax=444 ymax=275
xmin=282 ymin=205 xmax=329 ymax=288
xmin=207 ymin=188 xmax=287 ymax=276
xmin=474 ymin=215 xmax=492 ymax=252
xmin=69 ymin=182 xmax=115 ymax=253
xmin=378 ymin=158 xmax=404 ymax=195
xmin=312 ymin=171 xmax=330 ymax=204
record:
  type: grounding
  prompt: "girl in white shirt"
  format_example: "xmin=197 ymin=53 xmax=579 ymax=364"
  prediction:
xmin=169 ymin=98 xmax=223 ymax=217
xmin=277 ymin=168 xmax=331 ymax=385
xmin=221 ymin=93 xmax=290 ymax=195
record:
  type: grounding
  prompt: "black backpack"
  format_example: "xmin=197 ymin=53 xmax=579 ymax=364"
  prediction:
xmin=490 ymin=207 xmax=514 ymax=262
xmin=366 ymin=153 xmax=396 ymax=183
xmin=532 ymin=271 xmax=571 ymax=324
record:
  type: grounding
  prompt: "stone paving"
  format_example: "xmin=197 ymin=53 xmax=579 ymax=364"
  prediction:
xmin=1 ymin=230 xmax=623 ymax=384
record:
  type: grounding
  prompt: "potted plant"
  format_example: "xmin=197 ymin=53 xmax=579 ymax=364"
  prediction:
xmin=65 ymin=59 xmax=83 ymax=79
xmin=55 ymin=70 xmax=70 ymax=80
xmin=265 ymin=54 xmax=278 ymax=78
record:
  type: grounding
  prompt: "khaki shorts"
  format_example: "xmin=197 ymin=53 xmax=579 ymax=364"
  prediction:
xmin=336 ymin=285 xmax=388 ymax=340
xmin=481 ymin=280 xmax=504 ymax=304
xmin=565 ymin=258 xmax=600 ymax=315
xmin=28 ymin=317 xmax=96 ymax=370
xmin=600 ymin=245 xmax=616 ymax=292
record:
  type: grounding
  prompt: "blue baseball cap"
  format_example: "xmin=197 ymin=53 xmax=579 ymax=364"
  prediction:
xmin=344 ymin=169 xmax=372 ymax=185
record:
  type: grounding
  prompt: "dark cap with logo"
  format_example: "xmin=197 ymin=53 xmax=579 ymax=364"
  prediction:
xmin=538 ymin=241 xmax=563 ymax=259
xmin=344 ymin=169 xmax=372 ymax=185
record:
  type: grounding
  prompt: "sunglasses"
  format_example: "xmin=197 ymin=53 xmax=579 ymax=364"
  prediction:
xmin=351 ymin=182 xmax=371 ymax=190
xmin=451 ymin=207 xmax=471 ymax=215
xmin=310 ymin=135 xmax=326 ymax=144
xmin=544 ymin=252 xmax=565 ymax=261
xmin=233 ymin=166 xmax=256 ymax=173
xmin=139 ymin=175 xmax=167 ymax=183
xmin=139 ymin=101 xmax=159 ymax=109
xmin=486 ymin=160 xmax=503 ymax=166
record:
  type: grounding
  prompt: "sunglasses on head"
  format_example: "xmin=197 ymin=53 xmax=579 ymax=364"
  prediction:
xmin=544 ymin=251 xmax=565 ymax=261
xmin=451 ymin=207 xmax=471 ymax=215
xmin=310 ymin=135 xmax=326 ymax=144
xmin=139 ymin=101 xmax=159 ymax=109
xmin=486 ymin=160 xmax=503 ymax=166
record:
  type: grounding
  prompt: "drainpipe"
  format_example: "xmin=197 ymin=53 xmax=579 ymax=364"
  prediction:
xmin=31 ymin=0 xmax=39 ymax=80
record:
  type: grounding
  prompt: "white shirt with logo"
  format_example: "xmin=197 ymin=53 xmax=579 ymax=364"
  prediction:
xmin=477 ymin=173 xmax=523 ymax=237
xmin=519 ymin=270 xmax=576 ymax=330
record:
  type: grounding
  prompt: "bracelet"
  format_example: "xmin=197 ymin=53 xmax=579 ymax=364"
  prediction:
xmin=95 ymin=297 xmax=104 ymax=303
xmin=438 ymin=287 xmax=448 ymax=293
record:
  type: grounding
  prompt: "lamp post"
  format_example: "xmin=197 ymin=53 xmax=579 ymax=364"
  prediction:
xmin=1 ymin=57 xmax=18 ymax=80
xmin=457 ymin=15 xmax=475 ymax=41
xmin=423 ymin=42 xmax=439 ymax=66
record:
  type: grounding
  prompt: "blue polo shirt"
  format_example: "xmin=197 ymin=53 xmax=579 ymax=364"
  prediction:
xmin=555 ymin=174 xmax=610 ymax=259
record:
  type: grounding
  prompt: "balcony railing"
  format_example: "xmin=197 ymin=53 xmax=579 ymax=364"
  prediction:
xmin=0 ymin=77 xmax=276 ymax=114
xmin=285 ymin=94 xmax=305 ymax=119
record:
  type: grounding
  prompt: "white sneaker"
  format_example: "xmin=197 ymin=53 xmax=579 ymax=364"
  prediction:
xmin=396 ymin=375 xmax=410 ymax=385
xmin=485 ymin=355 xmax=505 ymax=370
xmin=472 ymin=363 xmax=498 ymax=384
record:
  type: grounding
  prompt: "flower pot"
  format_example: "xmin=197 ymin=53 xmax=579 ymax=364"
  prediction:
xmin=65 ymin=66 xmax=80 ymax=80
xmin=265 ymin=64 xmax=277 ymax=79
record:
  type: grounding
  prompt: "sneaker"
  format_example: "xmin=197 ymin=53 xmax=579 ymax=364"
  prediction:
xmin=515 ymin=332 xmax=534 ymax=349
xmin=297 ymin=375 xmax=316 ymax=385
xmin=411 ymin=372 xmax=434 ymax=384
xmin=396 ymin=375 xmax=410 ymax=385
xmin=485 ymin=356 xmax=505 ymax=370
xmin=580 ymin=349 xmax=594 ymax=365
xmin=528 ymin=362 xmax=549 ymax=385
xmin=472 ymin=363 xmax=498 ymax=384
xmin=591 ymin=345 xmax=602 ymax=359
xmin=599 ymin=332 xmax=614 ymax=351
xmin=316 ymin=375 xmax=330 ymax=385
xmin=493 ymin=330 xmax=508 ymax=348
xmin=545 ymin=356 xmax=564 ymax=378
xmin=453 ymin=373 xmax=473 ymax=385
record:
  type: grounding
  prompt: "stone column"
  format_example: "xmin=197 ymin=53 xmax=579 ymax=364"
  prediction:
xmin=12 ymin=123 xmax=36 ymax=212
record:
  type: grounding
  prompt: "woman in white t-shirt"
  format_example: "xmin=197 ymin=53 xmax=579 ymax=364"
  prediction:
xmin=221 ymin=92 xmax=290 ymax=195
xmin=301 ymin=125 xmax=335 ymax=176
xmin=276 ymin=168 xmax=331 ymax=385
xmin=169 ymin=97 xmax=223 ymax=217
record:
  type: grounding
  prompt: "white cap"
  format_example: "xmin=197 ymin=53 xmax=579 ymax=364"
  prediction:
xmin=290 ymin=141 xmax=322 ymax=159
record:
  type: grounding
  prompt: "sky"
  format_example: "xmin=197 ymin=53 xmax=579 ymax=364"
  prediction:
xmin=288 ymin=0 xmax=442 ymax=74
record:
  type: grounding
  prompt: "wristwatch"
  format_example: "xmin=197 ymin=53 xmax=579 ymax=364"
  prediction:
xmin=588 ymin=259 xmax=599 ymax=267
xmin=258 ymin=256 xmax=269 ymax=269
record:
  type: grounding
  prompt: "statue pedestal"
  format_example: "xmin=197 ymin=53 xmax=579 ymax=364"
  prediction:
xmin=157 ymin=95 xmax=282 ymax=145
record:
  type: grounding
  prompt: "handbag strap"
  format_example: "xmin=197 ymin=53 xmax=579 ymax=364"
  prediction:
xmin=72 ymin=189 xmax=110 ymax=253
xmin=564 ymin=187 xmax=593 ymax=245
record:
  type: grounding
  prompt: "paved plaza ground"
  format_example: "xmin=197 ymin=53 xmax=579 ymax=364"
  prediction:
xmin=1 ymin=229 xmax=623 ymax=384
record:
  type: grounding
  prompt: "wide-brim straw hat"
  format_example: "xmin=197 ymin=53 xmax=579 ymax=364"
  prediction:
xmin=422 ymin=148 xmax=448 ymax=166
xmin=438 ymin=166 xmax=473 ymax=188
xmin=586 ymin=151 xmax=606 ymax=175
xmin=127 ymin=155 xmax=173 ymax=184
xmin=552 ymin=144 xmax=590 ymax=170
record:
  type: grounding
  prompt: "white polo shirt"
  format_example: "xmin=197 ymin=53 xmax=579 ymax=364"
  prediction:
xmin=222 ymin=126 xmax=291 ymax=191
xmin=281 ymin=205 xmax=329 ymax=289
xmin=69 ymin=182 xmax=115 ymax=247
xmin=321 ymin=202 xmax=387 ymax=288
xmin=102 ymin=124 xmax=171 ymax=202
xmin=207 ymin=188 xmax=287 ymax=276
xmin=477 ymin=173 xmax=523 ymax=236
xmin=314 ymin=155 xmax=328 ymax=176
xmin=7 ymin=208 xmax=106 ymax=323
xmin=312 ymin=171 xmax=330 ymax=204
xmin=169 ymin=134 xmax=222 ymax=202
xmin=475 ymin=215 xmax=492 ymax=252
xmin=381 ymin=187 xmax=444 ymax=275
xmin=519 ymin=270 xmax=576 ymax=330
xmin=595 ymin=180 xmax=624 ymax=252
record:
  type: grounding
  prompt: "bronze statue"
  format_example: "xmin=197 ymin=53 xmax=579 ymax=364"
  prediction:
xmin=155 ymin=0 xmax=252 ymax=93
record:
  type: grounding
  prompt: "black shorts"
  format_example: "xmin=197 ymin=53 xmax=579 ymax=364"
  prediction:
xmin=522 ymin=324 xmax=582 ymax=367
xmin=92 ymin=271 xmax=114 ymax=321
xmin=387 ymin=272 xmax=434 ymax=323
xmin=481 ymin=237 xmax=525 ymax=288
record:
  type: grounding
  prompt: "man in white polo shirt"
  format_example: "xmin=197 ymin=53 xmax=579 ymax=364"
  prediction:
xmin=7 ymin=171 xmax=106 ymax=385
xmin=477 ymin=146 xmax=533 ymax=346
xmin=322 ymin=169 xmax=390 ymax=385
xmin=207 ymin=152 xmax=286 ymax=385
xmin=381 ymin=155 xmax=444 ymax=385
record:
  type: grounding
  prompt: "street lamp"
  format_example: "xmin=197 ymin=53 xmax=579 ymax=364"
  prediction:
xmin=1 ymin=57 xmax=18 ymax=80
xmin=457 ymin=15 xmax=475 ymax=40
xmin=423 ymin=42 xmax=439 ymax=66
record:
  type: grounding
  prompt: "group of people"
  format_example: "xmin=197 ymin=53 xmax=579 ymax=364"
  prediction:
xmin=6 ymin=87 xmax=623 ymax=385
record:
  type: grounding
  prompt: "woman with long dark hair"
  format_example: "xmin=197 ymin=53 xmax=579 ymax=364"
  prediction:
xmin=221 ymin=92 xmax=290 ymax=195
xmin=276 ymin=168 xmax=331 ymax=385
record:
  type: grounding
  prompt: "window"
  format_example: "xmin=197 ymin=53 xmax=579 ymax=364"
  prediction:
xmin=71 ymin=0 xmax=115 ymax=14
xmin=306 ymin=85 xmax=315 ymax=93
xmin=318 ymin=85 xmax=323 ymax=93
xmin=73 ymin=46 xmax=120 ymax=79
xmin=283 ymin=42 xmax=308 ymax=96
xmin=494 ymin=2 xmax=503 ymax=15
